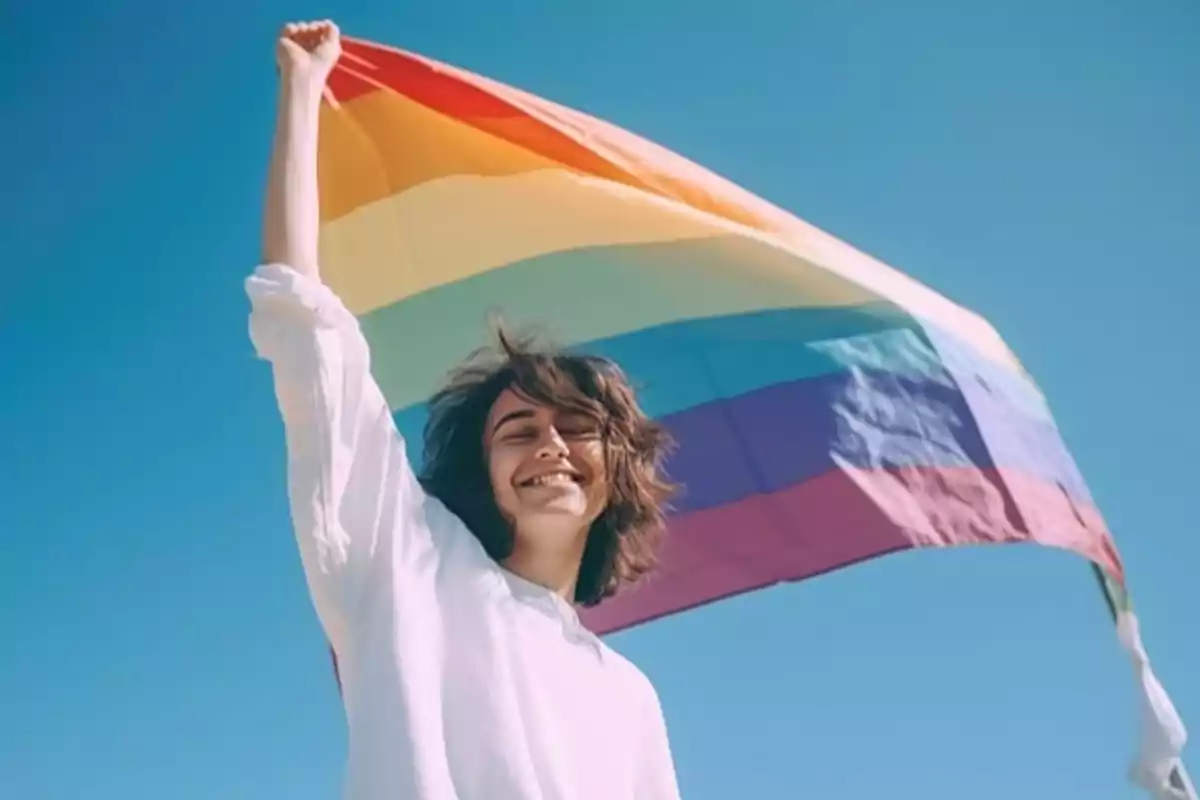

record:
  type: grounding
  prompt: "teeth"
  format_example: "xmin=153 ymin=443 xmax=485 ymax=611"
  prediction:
xmin=525 ymin=472 xmax=577 ymax=487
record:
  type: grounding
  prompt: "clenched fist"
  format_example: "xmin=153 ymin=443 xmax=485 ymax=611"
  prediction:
xmin=276 ymin=19 xmax=341 ymax=83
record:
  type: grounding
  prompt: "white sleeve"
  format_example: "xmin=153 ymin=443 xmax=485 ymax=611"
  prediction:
xmin=637 ymin=681 xmax=682 ymax=800
xmin=246 ymin=262 xmax=441 ymax=652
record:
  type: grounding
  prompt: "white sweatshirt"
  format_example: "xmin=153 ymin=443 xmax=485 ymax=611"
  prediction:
xmin=246 ymin=263 xmax=681 ymax=800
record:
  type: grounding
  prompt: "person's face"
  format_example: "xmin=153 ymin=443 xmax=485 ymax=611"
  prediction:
xmin=484 ymin=387 xmax=609 ymax=542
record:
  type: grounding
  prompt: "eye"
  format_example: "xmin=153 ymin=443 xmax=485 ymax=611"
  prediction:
xmin=559 ymin=421 xmax=600 ymax=439
xmin=504 ymin=426 xmax=538 ymax=442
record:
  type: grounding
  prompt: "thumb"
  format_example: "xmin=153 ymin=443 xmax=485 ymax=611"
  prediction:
xmin=277 ymin=37 xmax=307 ymax=61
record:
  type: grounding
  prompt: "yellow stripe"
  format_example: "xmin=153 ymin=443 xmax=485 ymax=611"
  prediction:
xmin=319 ymin=166 xmax=1024 ymax=384
xmin=318 ymin=168 xmax=766 ymax=316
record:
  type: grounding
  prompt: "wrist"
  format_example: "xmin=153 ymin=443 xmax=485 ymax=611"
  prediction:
xmin=279 ymin=70 xmax=328 ymax=102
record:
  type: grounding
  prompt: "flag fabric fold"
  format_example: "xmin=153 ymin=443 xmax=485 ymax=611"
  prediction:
xmin=1118 ymin=609 xmax=1189 ymax=798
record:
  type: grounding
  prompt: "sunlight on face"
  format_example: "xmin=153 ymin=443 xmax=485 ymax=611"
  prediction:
xmin=484 ymin=388 xmax=609 ymax=546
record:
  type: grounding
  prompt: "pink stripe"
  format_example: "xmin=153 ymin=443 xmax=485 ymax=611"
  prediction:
xmin=580 ymin=466 xmax=1122 ymax=635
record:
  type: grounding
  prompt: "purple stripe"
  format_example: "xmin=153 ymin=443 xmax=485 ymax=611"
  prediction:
xmin=661 ymin=367 xmax=1088 ymax=516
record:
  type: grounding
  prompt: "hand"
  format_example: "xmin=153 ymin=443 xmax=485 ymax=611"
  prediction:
xmin=276 ymin=19 xmax=341 ymax=83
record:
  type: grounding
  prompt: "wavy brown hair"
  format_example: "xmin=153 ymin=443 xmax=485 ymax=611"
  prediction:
xmin=418 ymin=328 xmax=678 ymax=607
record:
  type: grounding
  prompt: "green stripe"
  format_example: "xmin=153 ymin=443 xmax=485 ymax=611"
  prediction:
xmin=360 ymin=234 xmax=887 ymax=410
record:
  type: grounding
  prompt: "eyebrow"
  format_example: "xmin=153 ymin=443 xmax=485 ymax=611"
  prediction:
xmin=490 ymin=408 xmax=537 ymax=438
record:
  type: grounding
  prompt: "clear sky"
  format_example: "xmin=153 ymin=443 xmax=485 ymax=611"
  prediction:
xmin=4 ymin=1 xmax=1197 ymax=798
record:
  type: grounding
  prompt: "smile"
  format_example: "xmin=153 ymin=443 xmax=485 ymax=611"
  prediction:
xmin=517 ymin=471 xmax=584 ymax=488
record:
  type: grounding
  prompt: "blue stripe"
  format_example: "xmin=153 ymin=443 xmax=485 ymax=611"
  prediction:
xmin=391 ymin=302 xmax=922 ymax=457
xmin=390 ymin=306 xmax=1067 ymax=496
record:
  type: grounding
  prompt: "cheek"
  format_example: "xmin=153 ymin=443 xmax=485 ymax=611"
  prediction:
xmin=487 ymin=448 xmax=518 ymax=504
xmin=580 ymin=443 xmax=610 ymax=502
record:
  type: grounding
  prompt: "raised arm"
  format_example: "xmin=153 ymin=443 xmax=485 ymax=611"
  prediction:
xmin=249 ymin=21 xmax=446 ymax=656
xmin=261 ymin=20 xmax=336 ymax=277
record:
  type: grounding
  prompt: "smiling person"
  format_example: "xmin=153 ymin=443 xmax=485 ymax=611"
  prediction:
xmin=247 ymin=19 xmax=683 ymax=800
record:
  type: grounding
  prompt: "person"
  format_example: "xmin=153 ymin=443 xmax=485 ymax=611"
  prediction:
xmin=247 ymin=20 xmax=684 ymax=800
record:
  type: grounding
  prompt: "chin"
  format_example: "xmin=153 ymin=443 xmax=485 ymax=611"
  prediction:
xmin=530 ymin=499 xmax=590 ymax=518
xmin=513 ymin=484 xmax=590 ymax=516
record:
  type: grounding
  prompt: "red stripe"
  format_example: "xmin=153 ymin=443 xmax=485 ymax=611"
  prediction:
xmin=330 ymin=39 xmax=520 ymax=115
xmin=325 ymin=38 xmax=655 ymax=192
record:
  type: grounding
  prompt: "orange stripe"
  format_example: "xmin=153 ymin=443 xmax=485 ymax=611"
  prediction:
xmin=317 ymin=88 xmax=568 ymax=223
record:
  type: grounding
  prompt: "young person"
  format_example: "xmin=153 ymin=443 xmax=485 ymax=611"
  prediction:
xmin=248 ymin=20 xmax=683 ymax=799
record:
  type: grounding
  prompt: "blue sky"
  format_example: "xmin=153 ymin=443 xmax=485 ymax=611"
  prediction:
xmin=3 ymin=1 xmax=1197 ymax=797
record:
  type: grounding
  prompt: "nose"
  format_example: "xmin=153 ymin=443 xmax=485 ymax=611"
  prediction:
xmin=534 ymin=427 xmax=569 ymax=459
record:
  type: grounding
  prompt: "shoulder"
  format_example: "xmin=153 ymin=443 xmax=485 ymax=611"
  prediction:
xmin=419 ymin=491 xmax=497 ymax=568
xmin=599 ymin=641 xmax=664 ymax=712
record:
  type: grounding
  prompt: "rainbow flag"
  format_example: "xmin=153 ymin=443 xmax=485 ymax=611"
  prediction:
xmin=314 ymin=35 xmax=1186 ymax=794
